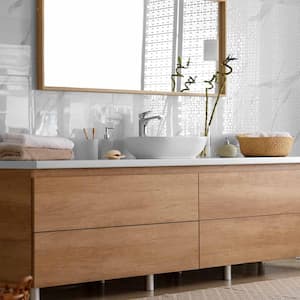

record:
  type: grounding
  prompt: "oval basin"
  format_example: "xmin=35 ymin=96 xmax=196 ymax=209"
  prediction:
xmin=124 ymin=136 xmax=207 ymax=159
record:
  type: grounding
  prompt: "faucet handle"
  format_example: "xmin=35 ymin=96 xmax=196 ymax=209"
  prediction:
xmin=139 ymin=111 xmax=152 ymax=119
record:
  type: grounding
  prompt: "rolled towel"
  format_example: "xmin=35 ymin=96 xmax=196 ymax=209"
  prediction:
xmin=0 ymin=143 xmax=73 ymax=161
xmin=1 ymin=134 xmax=74 ymax=150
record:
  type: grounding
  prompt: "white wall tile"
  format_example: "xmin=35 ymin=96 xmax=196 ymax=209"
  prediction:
xmin=0 ymin=0 xmax=299 ymax=155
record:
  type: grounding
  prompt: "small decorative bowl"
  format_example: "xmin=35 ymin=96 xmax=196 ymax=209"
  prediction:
xmin=237 ymin=135 xmax=294 ymax=157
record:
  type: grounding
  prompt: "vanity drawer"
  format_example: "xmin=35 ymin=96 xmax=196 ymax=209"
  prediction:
xmin=199 ymin=166 xmax=300 ymax=220
xmin=34 ymin=222 xmax=199 ymax=287
xmin=34 ymin=174 xmax=198 ymax=232
xmin=200 ymin=214 xmax=300 ymax=268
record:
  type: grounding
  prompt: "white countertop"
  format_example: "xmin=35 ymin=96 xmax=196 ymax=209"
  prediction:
xmin=1 ymin=156 xmax=300 ymax=169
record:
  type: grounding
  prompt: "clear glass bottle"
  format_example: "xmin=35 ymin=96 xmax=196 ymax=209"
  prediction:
xmin=99 ymin=127 xmax=114 ymax=159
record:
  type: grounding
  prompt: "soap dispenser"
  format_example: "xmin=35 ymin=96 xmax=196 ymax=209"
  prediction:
xmin=218 ymin=137 xmax=238 ymax=158
xmin=100 ymin=127 xmax=114 ymax=159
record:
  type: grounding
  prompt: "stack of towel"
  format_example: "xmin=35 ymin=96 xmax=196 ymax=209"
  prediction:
xmin=0 ymin=134 xmax=74 ymax=161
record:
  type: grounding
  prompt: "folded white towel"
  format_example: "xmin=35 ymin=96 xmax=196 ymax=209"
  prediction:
xmin=244 ymin=132 xmax=292 ymax=138
xmin=1 ymin=134 xmax=74 ymax=150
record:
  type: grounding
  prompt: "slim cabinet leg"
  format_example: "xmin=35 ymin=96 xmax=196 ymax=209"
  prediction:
xmin=31 ymin=288 xmax=40 ymax=300
xmin=257 ymin=262 xmax=264 ymax=275
xmin=146 ymin=274 xmax=154 ymax=291
xmin=224 ymin=265 xmax=232 ymax=281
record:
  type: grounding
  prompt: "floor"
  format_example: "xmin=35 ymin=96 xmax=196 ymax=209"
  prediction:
xmin=42 ymin=259 xmax=300 ymax=300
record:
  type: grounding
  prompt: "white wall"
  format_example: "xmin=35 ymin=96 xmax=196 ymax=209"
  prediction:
xmin=0 ymin=0 xmax=300 ymax=155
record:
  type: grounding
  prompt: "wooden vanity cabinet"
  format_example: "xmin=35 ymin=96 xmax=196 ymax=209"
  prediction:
xmin=200 ymin=214 xmax=300 ymax=268
xmin=0 ymin=168 xmax=199 ymax=288
xmin=199 ymin=165 xmax=300 ymax=219
xmin=34 ymin=173 xmax=198 ymax=232
xmin=35 ymin=222 xmax=198 ymax=287
xmin=1 ymin=164 xmax=300 ymax=289
xmin=198 ymin=165 xmax=300 ymax=268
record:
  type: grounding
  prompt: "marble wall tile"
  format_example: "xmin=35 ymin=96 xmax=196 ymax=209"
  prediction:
xmin=0 ymin=0 xmax=33 ymax=45
xmin=0 ymin=75 xmax=31 ymax=133
xmin=33 ymin=91 xmax=138 ymax=141
xmin=0 ymin=44 xmax=31 ymax=75
xmin=0 ymin=0 xmax=300 ymax=155
xmin=0 ymin=0 xmax=33 ymax=133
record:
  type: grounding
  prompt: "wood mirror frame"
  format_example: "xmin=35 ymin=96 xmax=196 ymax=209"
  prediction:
xmin=36 ymin=0 xmax=226 ymax=97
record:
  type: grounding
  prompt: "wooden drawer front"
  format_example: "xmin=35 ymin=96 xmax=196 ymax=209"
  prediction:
xmin=199 ymin=166 xmax=300 ymax=220
xmin=34 ymin=173 xmax=198 ymax=232
xmin=34 ymin=222 xmax=199 ymax=288
xmin=200 ymin=214 xmax=300 ymax=268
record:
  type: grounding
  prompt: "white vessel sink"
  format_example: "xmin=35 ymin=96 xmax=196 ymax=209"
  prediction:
xmin=124 ymin=136 xmax=207 ymax=159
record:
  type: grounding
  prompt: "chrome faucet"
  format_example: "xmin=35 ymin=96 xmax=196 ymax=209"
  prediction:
xmin=139 ymin=111 xmax=162 ymax=137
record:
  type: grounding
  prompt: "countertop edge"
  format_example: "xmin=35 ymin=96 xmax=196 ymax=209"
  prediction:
xmin=1 ymin=157 xmax=300 ymax=169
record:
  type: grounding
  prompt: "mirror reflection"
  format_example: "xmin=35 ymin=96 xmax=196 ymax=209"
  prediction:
xmin=38 ymin=0 xmax=225 ymax=95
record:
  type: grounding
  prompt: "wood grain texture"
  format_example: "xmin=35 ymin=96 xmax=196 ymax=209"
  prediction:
xmin=200 ymin=214 xmax=300 ymax=268
xmin=31 ymin=166 xmax=203 ymax=178
xmin=34 ymin=222 xmax=199 ymax=288
xmin=199 ymin=167 xmax=300 ymax=220
xmin=34 ymin=173 xmax=198 ymax=232
xmin=39 ymin=86 xmax=219 ymax=97
xmin=31 ymin=164 xmax=300 ymax=178
xmin=0 ymin=171 xmax=32 ymax=283
xmin=36 ymin=0 xmax=44 ymax=90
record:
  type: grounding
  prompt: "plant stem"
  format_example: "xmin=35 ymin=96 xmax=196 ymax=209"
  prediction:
xmin=200 ymin=77 xmax=226 ymax=158
xmin=204 ymin=88 xmax=209 ymax=136
xmin=207 ymin=77 xmax=227 ymax=129
xmin=200 ymin=55 xmax=237 ymax=158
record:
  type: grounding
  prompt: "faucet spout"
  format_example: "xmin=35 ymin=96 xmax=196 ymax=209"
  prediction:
xmin=139 ymin=111 xmax=162 ymax=137
xmin=144 ymin=115 xmax=162 ymax=122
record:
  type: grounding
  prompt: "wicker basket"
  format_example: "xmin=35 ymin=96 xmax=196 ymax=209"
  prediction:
xmin=0 ymin=277 xmax=32 ymax=300
xmin=237 ymin=135 xmax=294 ymax=157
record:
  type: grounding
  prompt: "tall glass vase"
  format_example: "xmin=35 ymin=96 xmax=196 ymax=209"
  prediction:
xmin=200 ymin=131 xmax=211 ymax=158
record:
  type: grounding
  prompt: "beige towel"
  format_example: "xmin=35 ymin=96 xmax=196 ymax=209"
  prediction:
xmin=1 ymin=133 xmax=74 ymax=149
xmin=0 ymin=144 xmax=73 ymax=161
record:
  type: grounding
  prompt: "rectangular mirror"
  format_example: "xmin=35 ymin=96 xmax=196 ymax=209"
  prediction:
xmin=37 ymin=0 xmax=226 ymax=96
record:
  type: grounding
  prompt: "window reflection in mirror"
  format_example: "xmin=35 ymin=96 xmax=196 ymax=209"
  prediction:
xmin=43 ymin=0 xmax=144 ymax=90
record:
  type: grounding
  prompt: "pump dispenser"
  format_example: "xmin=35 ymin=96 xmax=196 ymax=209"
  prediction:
xmin=217 ymin=137 xmax=238 ymax=158
xmin=100 ymin=127 xmax=114 ymax=159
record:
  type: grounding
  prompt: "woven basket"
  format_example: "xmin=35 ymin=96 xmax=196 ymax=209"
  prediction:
xmin=0 ymin=277 xmax=32 ymax=300
xmin=237 ymin=136 xmax=294 ymax=157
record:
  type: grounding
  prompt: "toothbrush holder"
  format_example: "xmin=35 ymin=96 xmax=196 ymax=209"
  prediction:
xmin=73 ymin=139 xmax=99 ymax=160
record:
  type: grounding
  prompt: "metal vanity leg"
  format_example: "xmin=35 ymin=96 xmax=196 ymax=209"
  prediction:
xmin=257 ymin=262 xmax=264 ymax=275
xmin=31 ymin=288 xmax=40 ymax=300
xmin=224 ymin=265 xmax=232 ymax=281
xmin=101 ymin=280 xmax=105 ymax=285
xmin=146 ymin=274 xmax=154 ymax=291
